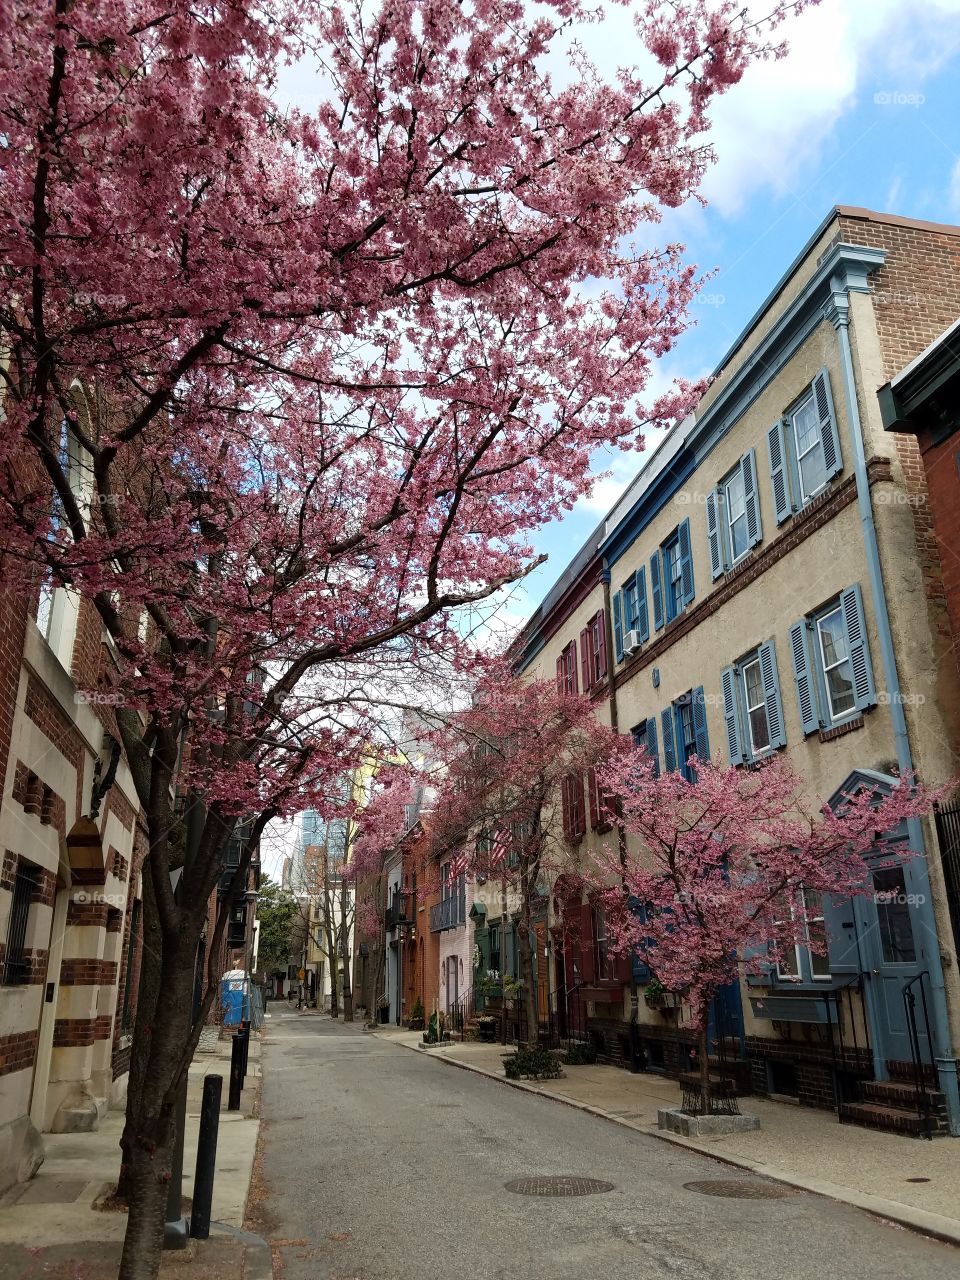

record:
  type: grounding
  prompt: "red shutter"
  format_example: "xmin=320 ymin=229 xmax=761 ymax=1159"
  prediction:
xmin=595 ymin=611 xmax=608 ymax=680
xmin=580 ymin=627 xmax=591 ymax=692
xmin=556 ymin=653 xmax=564 ymax=692
xmin=561 ymin=775 xmax=572 ymax=841
xmin=587 ymin=767 xmax=598 ymax=830
xmin=573 ymin=772 xmax=586 ymax=837
xmin=569 ymin=642 xmax=579 ymax=695
xmin=579 ymin=903 xmax=596 ymax=984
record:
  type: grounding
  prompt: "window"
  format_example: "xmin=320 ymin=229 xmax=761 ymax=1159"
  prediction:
xmin=721 ymin=640 xmax=786 ymax=765
xmin=630 ymin=718 xmax=660 ymax=776
xmin=872 ymin=866 xmax=916 ymax=963
xmin=3 ymin=861 xmax=40 ymax=985
xmin=561 ymin=773 xmax=586 ymax=842
xmin=768 ymin=368 xmax=843 ymax=524
xmin=586 ymin=768 xmax=613 ymax=831
xmin=613 ymin=567 xmax=649 ymax=662
xmin=651 ymin=519 xmax=694 ymax=630
xmin=592 ymin=906 xmax=613 ymax=980
xmin=661 ymin=687 xmax=710 ymax=782
xmin=555 ymin=639 xmax=578 ymax=696
xmin=707 ymin=451 xmax=762 ymax=578
xmin=579 ymin=611 xmax=607 ymax=690
xmin=489 ymin=922 xmax=502 ymax=974
xmin=789 ymin=585 xmax=876 ymax=734
xmin=773 ymin=889 xmax=830 ymax=983
xmin=816 ymin=605 xmax=856 ymax=720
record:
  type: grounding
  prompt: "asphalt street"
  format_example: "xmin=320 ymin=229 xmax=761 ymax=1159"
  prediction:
xmin=257 ymin=1009 xmax=959 ymax=1280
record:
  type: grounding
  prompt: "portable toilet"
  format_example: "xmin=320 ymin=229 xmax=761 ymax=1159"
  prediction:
xmin=220 ymin=969 xmax=249 ymax=1027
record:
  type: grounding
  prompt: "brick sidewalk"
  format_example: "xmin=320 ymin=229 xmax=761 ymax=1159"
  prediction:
xmin=384 ymin=1030 xmax=960 ymax=1246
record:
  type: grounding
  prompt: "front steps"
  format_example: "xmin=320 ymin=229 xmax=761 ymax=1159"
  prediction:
xmin=838 ymin=1061 xmax=949 ymax=1137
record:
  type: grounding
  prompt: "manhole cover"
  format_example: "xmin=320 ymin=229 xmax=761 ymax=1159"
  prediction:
xmin=683 ymin=1179 xmax=794 ymax=1200
xmin=504 ymin=1176 xmax=614 ymax=1197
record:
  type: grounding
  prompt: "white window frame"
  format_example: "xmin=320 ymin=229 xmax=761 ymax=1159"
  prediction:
xmin=722 ymin=466 xmax=749 ymax=566
xmin=790 ymin=391 xmax=827 ymax=503
xmin=740 ymin=654 xmax=772 ymax=758
xmin=774 ymin=888 xmax=831 ymax=983
xmin=815 ymin=604 xmax=857 ymax=723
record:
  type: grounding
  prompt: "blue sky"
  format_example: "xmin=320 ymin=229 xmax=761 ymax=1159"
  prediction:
xmin=510 ymin=0 xmax=960 ymax=614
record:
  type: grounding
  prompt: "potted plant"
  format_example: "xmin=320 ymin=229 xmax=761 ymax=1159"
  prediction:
xmin=476 ymin=1014 xmax=497 ymax=1042
xmin=408 ymin=998 xmax=425 ymax=1031
xmin=643 ymin=978 xmax=667 ymax=1008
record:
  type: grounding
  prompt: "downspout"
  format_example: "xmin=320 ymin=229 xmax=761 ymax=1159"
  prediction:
xmin=827 ymin=285 xmax=960 ymax=1133
xmin=601 ymin=568 xmax=643 ymax=1073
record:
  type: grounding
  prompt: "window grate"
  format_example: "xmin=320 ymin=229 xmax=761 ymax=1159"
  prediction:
xmin=4 ymin=862 xmax=40 ymax=985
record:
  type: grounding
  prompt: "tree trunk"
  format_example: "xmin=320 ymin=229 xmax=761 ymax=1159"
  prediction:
xmin=698 ymin=1023 xmax=712 ymax=1116
xmin=117 ymin=869 xmax=162 ymax=1201
xmin=517 ymin=871 xmax=537 ymax=1048
xmin=339 ymin=884 xmax=353 ymax=1021
xmin=117 ymin=946 xmax=196 ymax=1280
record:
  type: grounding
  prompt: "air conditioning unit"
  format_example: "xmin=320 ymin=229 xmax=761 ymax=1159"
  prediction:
xmin=623 ymin=629 xmax=642 ymax=656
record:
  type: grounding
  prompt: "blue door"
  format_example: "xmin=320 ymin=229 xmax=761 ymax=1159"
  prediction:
xmin=709 ymin=980 xmax=745 ymax=1056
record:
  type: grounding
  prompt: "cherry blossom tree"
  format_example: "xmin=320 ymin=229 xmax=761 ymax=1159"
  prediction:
xmin=0 ymin=0 xmax=813 ymax=1273
xmin=590 ymin=751 xmax=943 ymax=1113
xmin=427 ymin=667 xmax=620 ymax=1041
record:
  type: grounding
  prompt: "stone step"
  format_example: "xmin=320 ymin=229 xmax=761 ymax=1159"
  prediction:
xmin=860 ymin=1079 xmax=947 ymax=1111
xmin=838 ymin=1101 xmax=947 ymax=1137
xmin=886 ymin=1058 xmax=937 ymax=1086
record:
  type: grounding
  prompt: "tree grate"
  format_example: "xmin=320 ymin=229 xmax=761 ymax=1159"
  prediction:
xmin=504 ymin=1176 xmax=614 ymax=1197
xmin=682 ymin=1179 xmax=795 ymax=1200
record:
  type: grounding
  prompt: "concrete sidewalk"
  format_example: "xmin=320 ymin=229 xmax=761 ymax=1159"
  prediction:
xmin=378 ymin=1028 xmax=960 ymax=1247
xmin=0 ymin=1032 xmax=269 ymax=1279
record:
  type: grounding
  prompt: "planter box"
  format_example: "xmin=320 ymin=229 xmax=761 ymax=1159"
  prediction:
xmin=658 ymin=1107 xmax=761 ymax=1136
xmin=749 ymin=994 xmax=838 ymax=1024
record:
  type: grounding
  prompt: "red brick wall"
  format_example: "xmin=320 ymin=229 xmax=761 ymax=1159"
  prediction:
xmin=915 ymin=428 xmax=960 ymax=674
xmin=0 ymin=1029 xmax=39 ymax=1079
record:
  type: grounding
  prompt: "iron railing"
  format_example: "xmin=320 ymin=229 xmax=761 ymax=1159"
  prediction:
xmin=429 ymin=892 xmax=466 ymax=932
xmin=934 ymin=799 xmax=960 ymax=961
xmin=903 ymin=970 xmax=937 ymax=1140
xmin=2 ymin=862 xmax=40 ymax=985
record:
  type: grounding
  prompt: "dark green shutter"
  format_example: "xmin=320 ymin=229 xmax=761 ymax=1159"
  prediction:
xmin=706 ymin=487 xmax=723 ymax=579
xmin=840 ymin=584 xmax=876 ymax=711
xmin=678 ymin=518 xmax=694 ymax=605
xmin=742 ymin=448 xmax=762 ymax=547
xmin=692 ymin=686 xmax=710 ymax=761
xmin=767 ymin=419 xmax=792 ymax=524
xmin=721 ymin=664 xmax=745 ymax=765
xmin=789 ymin=619 xmax=819 ymax=735
xmin=758 ymin=639 xmax=786 ymax=749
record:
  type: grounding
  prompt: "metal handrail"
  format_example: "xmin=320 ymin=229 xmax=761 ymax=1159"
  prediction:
xmin=903 ymin=970 xmax=936 ymax=1139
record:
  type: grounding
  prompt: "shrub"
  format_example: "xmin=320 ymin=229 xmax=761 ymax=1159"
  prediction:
xmin=562 ymin=1042 xmax=597 ymax=1066
xmin=503 ymin=1046 xmax=563 ymax=1080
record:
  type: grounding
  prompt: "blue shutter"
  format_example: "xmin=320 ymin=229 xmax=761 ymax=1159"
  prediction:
xmin=650 ymin=552 xmax=664 ymax=631
xmin=613 ymin=591 xmax=624 ymax=665
xmin=721 ymin=664 xmax=746 ymax=765
xmin=758 ymin=639 xmax=786 ymax=749
xmin=789 ymin=619 xmax=820 ymax=735
xmin=840 ymin=583 xmax=876 ymax=711
xmin=767 ymin=419 xmax=792 ymax=524
xmin=742 ymin=448 xmax=762 ymax=548
xmin=678 ymin=518 xmax=694 ymax=605
xmin=636 ymin=566 xmax=649 ymax=642
xmin=645 ymin=716 xmax=659 ymax=777
xmin=692 ymin=686 xmax=710 ymax=762
xmin=706 ymin=488 xmax=723 ymax=579
xmin=661 ymin=706 xmax=677 ymax=773
xmin=820 ymin=892 xmax=859 ymax=975
xmin=813 ymin=367 xmax=843 ymax=481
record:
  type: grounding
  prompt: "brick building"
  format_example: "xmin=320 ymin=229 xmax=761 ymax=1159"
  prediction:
xmin=0 ymin=578 xmax=146 ymax=1193
xmin=507 ymin=207 xmax=960 ymax=1134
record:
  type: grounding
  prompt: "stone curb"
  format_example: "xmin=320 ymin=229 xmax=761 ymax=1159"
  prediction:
xmin=386 ymin=1037 xmax=960 ymax=1250
xmin=211 ymin=1223 xmax=274 ymax=1280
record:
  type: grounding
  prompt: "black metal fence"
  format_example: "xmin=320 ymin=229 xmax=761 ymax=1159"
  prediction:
xmin=934 ymin=798 xmax=960 ymax=961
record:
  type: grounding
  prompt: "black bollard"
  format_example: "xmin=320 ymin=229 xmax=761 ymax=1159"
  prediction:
xmin=189 ymin=1074 xmax=223 ymax=1239
xmin=240 ymin=1018 xmax=250 ymax=1079
xmin=228 ymin=1032 xmax=244 ymax=1110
